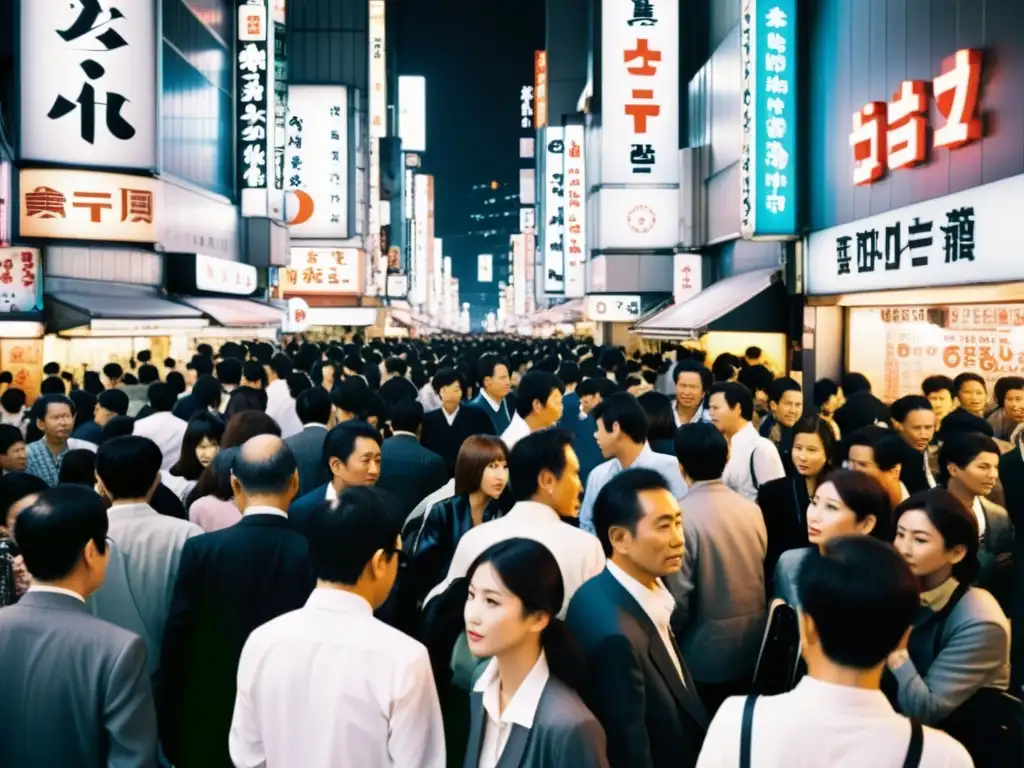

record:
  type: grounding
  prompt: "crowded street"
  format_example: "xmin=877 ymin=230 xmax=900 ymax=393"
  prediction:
xmin=1 ymin=0 xmax=1023 ymax=766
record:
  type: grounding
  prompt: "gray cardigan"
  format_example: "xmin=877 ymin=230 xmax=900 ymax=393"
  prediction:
xmin=892 ymin=583 xmax=1011 ymax=725
xmin=464 ymin=675 xmax=610 ymax=768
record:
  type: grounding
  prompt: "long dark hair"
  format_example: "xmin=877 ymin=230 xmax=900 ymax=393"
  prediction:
xmin=185 ymin=446 xmax=238 ymax=509
xmin=170 ymin=412 xmax=225 ymax=481
xmin=894 ymin=488 xmax=981 ymax=584
xmin=466 ymin=538 xmax=585 ymax=692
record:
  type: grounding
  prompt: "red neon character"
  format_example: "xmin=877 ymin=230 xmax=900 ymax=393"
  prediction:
xmin=933 ymin=48 xmax=983 ymax=150
xmin=887 ymin=80 xmax=928 ymax=171
xmin=623 ymin=39 xmax=661 ymax=76
xmin=850 ymin=102 xmax=887 ymax=186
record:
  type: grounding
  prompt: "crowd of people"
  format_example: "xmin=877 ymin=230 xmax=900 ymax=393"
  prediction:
xmin=0 ymin=336 xmax=1020 ymax=767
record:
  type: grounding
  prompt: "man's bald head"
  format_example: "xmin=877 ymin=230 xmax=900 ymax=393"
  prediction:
xmin=232 ymin=434 xmax=298 ymax=496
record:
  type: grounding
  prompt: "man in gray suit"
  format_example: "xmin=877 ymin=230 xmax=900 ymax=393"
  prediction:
xmin=0 ymin=485 xmax=158 ymax=767
xmin=285 ymin=386 xmax=335 ymax=498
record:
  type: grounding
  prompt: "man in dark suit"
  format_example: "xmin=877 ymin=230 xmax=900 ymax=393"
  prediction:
xmin=467 ymin=353 xmax=513 ymax=434
xmin=566 ymin=468 xmax=708 ymax=768
xmin=160 ymin=435 xmax=314 ymax=767
xmin=0 ymin=485 xmax=158 ymax=767
xmin=420 ymin=367 xmax=496 ymax=478
xmin=999 ymin=437 xmax=1024 ymax=693
xmin=377 ymin=399 xmax=447 ymax=516
xmin=285 ymin=386 xmax=335 ymax=498
xmin=833 ymin=372 xmax=890 ymax=437
xmin=288 ymin=420 xmax=383 ymax=535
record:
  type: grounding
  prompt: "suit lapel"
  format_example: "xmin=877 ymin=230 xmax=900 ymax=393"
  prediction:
xmin=496 ymin=725 xmax=530 ymax=768
xmin=464 ymin=693 xmax=486 ymax=768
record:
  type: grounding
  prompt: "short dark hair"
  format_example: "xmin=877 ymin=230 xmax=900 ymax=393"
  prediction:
xmin=42 ymin=362 xmax=60 ymax=376
xmin=216 ymin=358 xmax=243 ymax=386
xmin=768 ymin=376 xmax=801 ymax=405
xmin=890 ymin=394 xmax=932 ymax=423
xmin=672 ymin=359 xmax=712 ymax=393
xmin=577 ymin=377 xmax=617 ymax=399
xmin=0 ymin=424 xmax=24 ymax=455
xmin=455 ymin=435 xmax=509 ymax=496
xmin=738 ymin=364 xmax=773 ymax=396
xmin=796 ymin=536 xmax=919 ymax=669
xmin=841 ymin=372 xmax=872 ymax=395
xmin=936 ymin=408 xmax=994 ymax=441
xmin=953 ymin=372 xmax=986 ymax=395
xmin=844 ymin=426 xmax=904 ymax=472
xmin=191 ymin=374 xmax=224 ymax=410
xmin=0 ymin=472 xmax=48 ymax=528
xmin=922 ymin=375 xmax=955 ymax=399
xmin=40 ymin=376 xmax=67 ymax=395
xmin=995 ymin=376 xmax=1024 ymax=406
xmin=96 ymin=389 xmax=129 ymax=416
xmin=745 ymin=346 xmax=762 ymax=359
xmin=224 ymin=386 xmax=268 ymax=418
xmin=308 ymin=486 xmax=405 ymax=585
xmin=385 ymin=356 xmax=408 ymax=377
xmin=188 ymin=355 xmax=215 ymax=377
xmin=103 ymin=363 xmax=124 ymax=381
xmin=674 ymin=422 xmax=728 ymax=481
xmin=637 ymin=391 xmax=676 ymax=442
xmin=137 ymin=364 xmax=160 ymax=385
xmin=894 ymin=488 xmax=981 ymax=583
xmin=709 ymin=382 xmax=754 ymax=421
xmin=592 ymin=468 xmax=672 ymax=557
xmin=478 ymin=354 xmax=509 ymax=383
xmin=14 ymin=485 xmax=109 ymax=581
xmin=36 ymin=394 xmax=75 ymax=421
xmin=822 ymin=468 xmax=894 ymax=540
xmin=592 ymin=392 xmax=648 ymax=444
xmin=792 ymin=414 xmax=838 ymax=463
xmin=147 ymin=382 xmax=177 ymax=413
xmin=431 ymin=367 xmax=463 ymax=394
xmin=270 ymin=353 xmax=293 ymax=380
xmin=322 ymin=420 xmax=382 ymax=468
xmin=296 ymin=387 xmax=333 ymax=426
xmin=97 ymin=436 xmax=162 ymax=499
xmin=508 ymin=427 xmax=573 ymax=502
xmin=101 ymin=415 xmax=135 ymax=443
xmin=334 ymin=377 xmax=373 ymax=417
xmin=515 ymin=371 xmax=564 ymax=418
xmin=390 ymin=399 xmax=424 ymax=434
xmin=57 ymin=450 xmax=97 ymax=486
xmin=813 ymin=378 xmax=840 ymax=408
xmin=232 ymin=439 xmax=298 ymax=495
xmin=938 ymin=432 xmax=1001 ymax=486
xmin=241 ymin=360 xmax=268 ymax=387
xmin=0 ymin=388 xmax=26 ymax=414
xmin=558 ymin=361 xmax=581 ymax=387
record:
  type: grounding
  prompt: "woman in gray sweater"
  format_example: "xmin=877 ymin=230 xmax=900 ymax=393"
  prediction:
xmin=888 ymin=488 xmax=1011 ymax=725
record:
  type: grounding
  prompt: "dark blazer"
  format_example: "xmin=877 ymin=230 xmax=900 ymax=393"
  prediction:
xmin=288 ymin=483 xmax=330 ymax=538
xmin=563 ymin=413 xmax=604 ymax=487
xmin=565 ymin=569 xmax=708 ymax=768
xmin=377 ymin=433 xmax=448 ymax=516
xmin=420 ymin=405 xmax=496 ymax=478
xmin=757 ymin=475 xmax=812 ymax=593
xmin=833 ymin=391 xmax=890 ymax=437
xmin=898 ymin=441 xmax=932 ymax=496
xmin=151 ymin=481 xmax=188 ymax=521
xmin=464 ymin=672 xmax=610 ymax=768
xmin=468 ymin=392 xmax=513 ymax=434
xmin=0 ymin=591 xmax=158 ymax=768
xmin=998 ymin=445 xmax=1024 ymax=689
xmin=159 ymin=513 xmax=315 ymax=767
xmin=284 ymin=423 xmax=330 ymax=498
xmin=72 ymin=420 xmax=102 ymax=444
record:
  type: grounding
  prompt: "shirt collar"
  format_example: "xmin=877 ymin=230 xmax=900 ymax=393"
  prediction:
xmin=243 ymin=504 xmax=288 ymax=519
xmin=474 ymin=652 xmax=550 ymax=729
xmin=920 ymin=577 xmax=960 ymax=612
xmin=107 ymin=501 xmax=157 ymax=518
xmin=606 ymin=560 xmax=676 ymax=629
xmin=481 ymin=390 xmax=503 ymax=411
xmin=325 ymin=483 xmax=339 ymax=503
xmin=789 ymin=676 xmax=898 ymax=716
xmin=392 ymin=430 xmax=417 ymax=439
xmin=303 ymin=422 xmax=328 ymax=431
xmin=730 ymin=421 xmax=758 ymax=445
xmin=27 ymin=585 xmax=86 ymax=604
xmin=443 ymin=406 xmax=460 ymax=426
xmin=508 ymin=500 xmax=561 ymax=522
xmin=305 ymin=587 xmax=373 ymax=615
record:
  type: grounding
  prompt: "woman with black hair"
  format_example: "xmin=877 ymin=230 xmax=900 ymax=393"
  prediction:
xmin=463 ymin=538 xmax=608 ymax=768
xmin=166 ymin=412 xmax=225 ymax=505
xmin=888 ymin=488 xmax=1011 ymax=726
xmin=636 ymin=391 xmax=677 ymax=456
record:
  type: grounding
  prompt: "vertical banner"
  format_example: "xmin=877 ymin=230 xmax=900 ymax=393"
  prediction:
xmin=673 ymin=253 xmax=703 ymax=305
xmin=534 ymin=52 xmax=548 ymax=128
xmin=237 ymin=1 xmax=272 ymax=217
xmin=562 ymin=125 xmax=586 ymax=298
xmin=543 ymin=127 xmax=565 ymax=294
xmin=368 ymin=1 xmax=387 ymax=139
xmin=412 ymin=174 xmax=428 ymax=305
xmin=270 ymin=14 xmax=287 ymax=219
xmin=740 ymin=0 xmax=798 ymax=239
xmin=511 ymin=234 xmax=527 ymax=316
xmin=478 ymin=254 xmax=494 ymax=282
xmin=426 ymin=176 xmax=436 ymax=307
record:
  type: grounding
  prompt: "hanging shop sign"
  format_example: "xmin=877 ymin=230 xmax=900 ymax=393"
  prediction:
xmin=521 ymin=84 xmax=534 ymax=130
xmin=596 ymin=187 xmax=680 ymax=250
xmin=673 ymin=253 xmax=702 ymax=305
xmin=20 ymin=0 xmax=158 ymax=170
xmin=282 ymin=297 xmax=310 ymax=332
xmin=586 ymin=294 xmax=642 ymax=323
xmin=237 ymin=1 xmax=271 ymax=215
xmin=398 ymin=76 xmax=426 ymax=153
xmin=369 ymin=1 xmax=387 ymax=139
xmin=519 ymin=206 xmax=536 ymax=232
xmin=285 ymin=85 xmax=349 ymax=238
xmin=159 ymin=182 xmax=239 ymax=262
xmin=562 ymin=125 xmax=586 ymax=298
xmin=194 ymin=253 xmax=258 ymax=296
xmin=543 ymin=127 xmax=565 ymax=294
xmin=278 ymin=248 xmax=363 ymax=295
xmin=851 ymin=49 xmax=983 ymax=186
xmin=19 ymin=169 xmax=158 ymax=243
xmin=534 ymin=51 xmax=548 ymax=128
xmin=0 ymin=248 xmax=42 ymax=313
xmin=740 ymin=0 xmax=799 ymax=239
xmin=386 ymin=273 xmax=408 ymax=298
xmin=806 ymin=172 xmax=1024 ymax=296
xmin=478 ymin=253 xmax=493 ymax=283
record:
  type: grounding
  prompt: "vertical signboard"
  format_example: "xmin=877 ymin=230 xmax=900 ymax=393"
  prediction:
xmin=673 ymin=253 xmax=702 ymax=305
xmin=562 ymin=125 xmax=586 ymax=298
xmin=534 ymin=51 xmax=548 ymax=128
xmin=285 ymin=85 xmax=349 ymax=238
xmin=238 ymin=1 xmax=272 ymax=216
xmin=21 ymin=0 xmax=158 ymax=169
xmin=271 ymin=8 xmax=288 ymax=217
xmin=478 ymin=254 xmax=494 ymax=283
xmin=412 ymin=174 xmax=429 ymax=305
xmin=543 ymin=128 xmax=565 ymax=294
xmin=511 ymin=234 xmax=527 ymax=316
xmin=740 ymin=0 xmax=798 ymax=239
xmin=427 ymin=178 xmax=436 ymax=305
xmin=369 ymin=1 xmax=387 ymax=139
xmin=398 ymin=76 xmax=427 ymax=153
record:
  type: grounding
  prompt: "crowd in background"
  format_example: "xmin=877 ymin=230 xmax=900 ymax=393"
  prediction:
xmin=0 ymin=334 xmax=1021 ymax=767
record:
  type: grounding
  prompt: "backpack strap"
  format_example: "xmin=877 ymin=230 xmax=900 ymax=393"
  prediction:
xmin=740 ymin=694 xmax=759 ymax=768
xmin=902 ymin=719 xmax=923 ymax=768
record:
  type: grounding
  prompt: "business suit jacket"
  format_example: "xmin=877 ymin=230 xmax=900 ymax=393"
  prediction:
xmin=288 ymin=483 xmax=331 ymax=537
xmin=833 ymin=391 xmax=890 ymax=437
xmin=420 ymin=405 xmax=496 ymax=478
xmin=284 ymin=423 xmax=330 ymax=498
xmin=0 ymin=590 xmax=158 ymax=767
xmin=757 ymin=475 xmax=812 ymax=591
xmin=976 ymin=496 xmax=1015 ymax=614
xmin=566 ymin=569 xmax=708 ymax=768
xmin=464 ymin=675 xmax=610 ymax=768
xmin=998 ymin=444 xmax=1024 ymax=688
xmin=159 ymin=513 xmax=315 ymax=767
xmin=468 ymin=391 xmax=512 ymax=434
xmin=377 ymin=433 xmax=448 ymax=516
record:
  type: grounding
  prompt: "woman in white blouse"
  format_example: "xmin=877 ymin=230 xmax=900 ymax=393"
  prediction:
xmin=463 ymin=538 xmax=609 ymax=768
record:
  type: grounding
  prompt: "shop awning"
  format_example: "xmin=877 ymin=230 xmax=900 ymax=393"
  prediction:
xmin=631 ymin=267 xmax=784 ymax=340
xmin=174 ymin=296 xmax=284 ymax=328
xmin=47 ymin=283 xmax=208 ymax=336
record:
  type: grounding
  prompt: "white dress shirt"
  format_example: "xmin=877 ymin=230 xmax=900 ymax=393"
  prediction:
xmin=673 ymin=402 xmax=710 ymax=428
xmin=607 ymin=561 xmax=683 ymax=680
xmin=229 ymin=588 xmax=446 ymax=768
xmin=425 ymin=500 xmax=606 ymax=617
xmin=475 ymin=653 xmax=550 ymax=768
xmin=500 ymin=413 xmax=531 ymax=450
xmin=132 ymin=410 xmax=188 ymax=472
xmin=721 ymin=422 xmax=786 ymax=501
xmin=266 ymin=379 xmax=303 ymax=439
xmin=442 ymin=406 xmax=460 ymax=426
xmin=695 ymin=676 xmax=972 ymax=767
xmin=244 ymin=504 xmax=288 ymax=519
xmin=27 ymin=584 xmax=85 ymax=603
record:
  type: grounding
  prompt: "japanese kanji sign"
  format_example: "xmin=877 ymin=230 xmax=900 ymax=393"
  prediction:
xmin=21 ymin=0 xmax=157 ymax=169
xmin=600 ymin=0 xmax=679 ymax=185
xmin=285 ymin=85 xmax=349 ymax=238
xmin=806 ymin=173 xmax=1022 ymax=295
xmin=18 ymin=169 xmax=158 ymax=243
xmin=740 ymin=0 xmax=799 ymax=239
xmin=369 ymin=1 xmax=387 ymax=139
xmin=586 ymin=294 xmax=643 ymax=323
xmin=0 ymin=248 xmax=42 ymax=313
xmin=562 ymin=125 xmax=586 ymax=298
xmin=534 ymin=52 xmax=548 ymax=128
xmin=237 ymin=0 xmax=272 ymax=216
xmin=543 ymin=127 xmax=566 ymax=294
xmin=194 ymin=253 xmax=257 ymax=296
xmin=277 ymin=248 xmax=363 ymax=296
xmin=850 ymin=49 xmax=984 ymax=186
xmin=673 ymin=253 xmax=702 ymax=305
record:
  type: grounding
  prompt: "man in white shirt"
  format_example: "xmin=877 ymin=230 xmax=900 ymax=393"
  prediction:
xmin=708 ymin=382 xmax=785 ymax=501
xmin=229 ymin=485 xmax=444 ymax=768
xmin=672 ymin=360 xmax=713 ymax=427
xmin=501 ymin=370 xmax=564 ymax=450
xmin=580 ymin=392 xmax=687 ymax=534
xmin=696 ymin=536 xmax=972 ymax=767
xmin=265 ymin=353 xmax=303 ymax=438
xmin=132 ymin=383 xmax=187 ymax=472
xmin=425 ymin=427 xmax=604 ymax=617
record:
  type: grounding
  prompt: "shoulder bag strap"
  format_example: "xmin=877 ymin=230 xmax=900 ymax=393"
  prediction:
xmin=902 ymin=719 xmax=924 ymax=768
xmin=931 ymin=582 xmax=971 ymax=659
xmin=749 ymin=447 xmax=760 ymax=491
xmin=740 ymin=694 xmax=759 ymax=768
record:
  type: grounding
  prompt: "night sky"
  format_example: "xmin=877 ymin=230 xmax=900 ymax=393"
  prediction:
xmin=395 ymin=0 xmax=545 ymax=238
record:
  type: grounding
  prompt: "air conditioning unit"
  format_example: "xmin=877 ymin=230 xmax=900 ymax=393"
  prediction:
xmin=678 ymin=145 xmax=708 ymax=250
